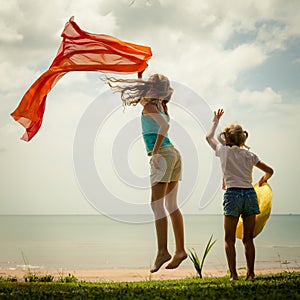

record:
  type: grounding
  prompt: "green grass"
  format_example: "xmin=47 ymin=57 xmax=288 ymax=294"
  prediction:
xmin=0 ymin=272 xmax=299 ymax=299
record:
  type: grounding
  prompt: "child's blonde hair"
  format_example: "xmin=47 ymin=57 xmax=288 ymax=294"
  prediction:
xmin=220 ymin=124 xmax=249 ymax=148
xmin=105 ymin=73 xmax=173 ymax=107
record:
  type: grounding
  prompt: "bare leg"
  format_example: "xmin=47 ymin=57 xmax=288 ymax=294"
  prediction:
xmin=224 ymin=215 xmax=239 ymax=280
xmin=150 ymin=182 xmax=171 ymax=273
xmin=164 ymin=181 xmax=187 ymax=269
xmin=242 ymin=215 xmax=256 ymax=280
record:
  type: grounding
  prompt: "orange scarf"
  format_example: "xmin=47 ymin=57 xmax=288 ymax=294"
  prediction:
xmin=11 ymin=17 xmax=152 ymax=141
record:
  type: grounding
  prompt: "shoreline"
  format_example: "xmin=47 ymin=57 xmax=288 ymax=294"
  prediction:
xmin=1 ymin=268 xmax=299 ymax=282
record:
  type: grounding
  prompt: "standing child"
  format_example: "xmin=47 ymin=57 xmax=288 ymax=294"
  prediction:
xmin=206 ymin=109 xmax=274 ymax=280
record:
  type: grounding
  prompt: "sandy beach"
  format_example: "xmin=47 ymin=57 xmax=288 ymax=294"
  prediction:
xmin=1 ymin=268 xmax=299 ymax=282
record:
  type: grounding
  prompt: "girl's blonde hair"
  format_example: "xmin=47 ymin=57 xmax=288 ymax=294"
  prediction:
xmin=105 ymin=74 xmax=173 ymax=108
xmin=220 ymin=124 xmax=249 ymax=148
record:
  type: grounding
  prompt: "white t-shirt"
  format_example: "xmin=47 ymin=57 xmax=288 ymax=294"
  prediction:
xmin=215 ymin=144 xmax=260 ymax=188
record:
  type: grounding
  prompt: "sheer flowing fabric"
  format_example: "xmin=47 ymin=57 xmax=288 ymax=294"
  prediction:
xmin=11 ymin=17 xmax=152 ymax=141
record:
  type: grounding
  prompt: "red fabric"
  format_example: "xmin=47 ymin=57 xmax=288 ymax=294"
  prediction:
xmin=11 ymin=17 xmax=152 ymax=141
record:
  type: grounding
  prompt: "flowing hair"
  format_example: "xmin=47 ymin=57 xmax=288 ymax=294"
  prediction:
xmin=105 ymin=74 xmax=173 ymax=115
xmin=220 ymin=124 xmax=250 ymax=149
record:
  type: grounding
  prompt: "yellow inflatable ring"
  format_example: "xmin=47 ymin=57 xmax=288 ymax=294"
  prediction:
xmin=236 ymin=182 xmax=272 ymax=239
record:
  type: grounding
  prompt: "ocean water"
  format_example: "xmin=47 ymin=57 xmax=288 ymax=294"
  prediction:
xmin=0 ymin=215 xmax=299 ymax=271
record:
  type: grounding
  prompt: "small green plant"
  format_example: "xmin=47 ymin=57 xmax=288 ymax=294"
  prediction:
xmin=24 ymin=274 xmax=39 ymax=282
xmin=24 ymin=274 xmax=54 ymax=282
xmin=58 ymin=273 xmax=78 ymax=283
xmin=3 ymin=276 xmax=18 ymax=282
xmin=21 ymin=251 xmax=32 ymax=276
xmin=39 ymin=274 xmax=54 ymax=282
xmin=188 ymin=234 xmax=217 ymax=278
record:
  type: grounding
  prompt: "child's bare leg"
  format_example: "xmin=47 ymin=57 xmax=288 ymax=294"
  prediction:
xmin=150 ymin=183 xmax=171 ymax=273
xmin=165 ymin=208 xmax=187 ymax=269
xmin=224 ymin=215 xmax=239 ymax=280
xmin=242 ymin=215 xmax=256 ymax=280
xmin=164 ymin=182 xmax=187 ymax=269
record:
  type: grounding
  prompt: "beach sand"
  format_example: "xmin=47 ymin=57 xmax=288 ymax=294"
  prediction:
xmin=1 ymin=268 xmax=299 ymax=282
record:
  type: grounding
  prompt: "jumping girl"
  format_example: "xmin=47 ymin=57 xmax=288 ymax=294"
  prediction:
xmin=106 ymin=74 xmax=187 ymax=273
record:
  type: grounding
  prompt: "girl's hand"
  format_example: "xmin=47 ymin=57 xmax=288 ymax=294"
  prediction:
xmin=214 ymin=108 xmax=224 ymax=121
xmin=258 ymin=175 xmax=268 ymax=187
xmin=138 ymin=71 xmax=144 ymax=79
xmin=255 ymin=161 xmax=274 ymax=186
xmin=151 ymin=153 xmax=160 ymax=169
xmin=206 ymin=108 xmax=224 ymax=151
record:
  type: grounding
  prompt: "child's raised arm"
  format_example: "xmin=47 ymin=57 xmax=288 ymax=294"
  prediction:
xmin=206 ymin=108 xmax=224 ymax=151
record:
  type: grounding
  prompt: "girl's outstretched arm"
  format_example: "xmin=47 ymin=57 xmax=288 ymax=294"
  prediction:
xmin=255 ymin=161 xmax=274 ymax=186
xmin=206 ymin=108 xmax=224 ymax=151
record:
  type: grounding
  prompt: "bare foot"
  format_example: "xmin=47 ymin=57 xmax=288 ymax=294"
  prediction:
xmin=246 ymin=273 xmax=255 ymax=281
xmin=230 ymin=276 xmax=239 ymax=281
xmin=165 ymin=252 xmax=187 ymax=269
xmin=229 ymin=271 xmax=238 ymax=281
xmin=150 ymin=252 xmax=172 ymax=273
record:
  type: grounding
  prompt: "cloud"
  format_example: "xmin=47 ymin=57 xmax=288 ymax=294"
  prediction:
xmin=0 ymin=21 xmax=23 ymax=43
xmin=293 ymin=58 xmax=300 ymax=64
xmin=238 ymin=87 xmax=282 ymax=109
xmin=0 ymin=62 xmax=40 ymax=92
xmin=255 ymin=21 xmax=290 ymax=53
xmin=67 ymin=1 xmax=118 ymax=35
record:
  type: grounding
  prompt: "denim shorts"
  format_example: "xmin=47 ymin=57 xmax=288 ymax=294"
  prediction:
xmin=223 ymin=188 xmax=260 ymax=218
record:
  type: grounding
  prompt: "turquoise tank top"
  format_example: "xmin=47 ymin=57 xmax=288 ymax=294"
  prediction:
xmin=141 ymin=107 xmax=172 ymax=154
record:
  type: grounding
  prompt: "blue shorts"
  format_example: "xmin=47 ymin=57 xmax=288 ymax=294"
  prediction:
xmin=223 ymin=188 xmax=260 ymax=218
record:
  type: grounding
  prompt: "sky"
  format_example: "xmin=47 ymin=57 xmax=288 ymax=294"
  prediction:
xmin=0 ymin=0 xmax=299 ymax=218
